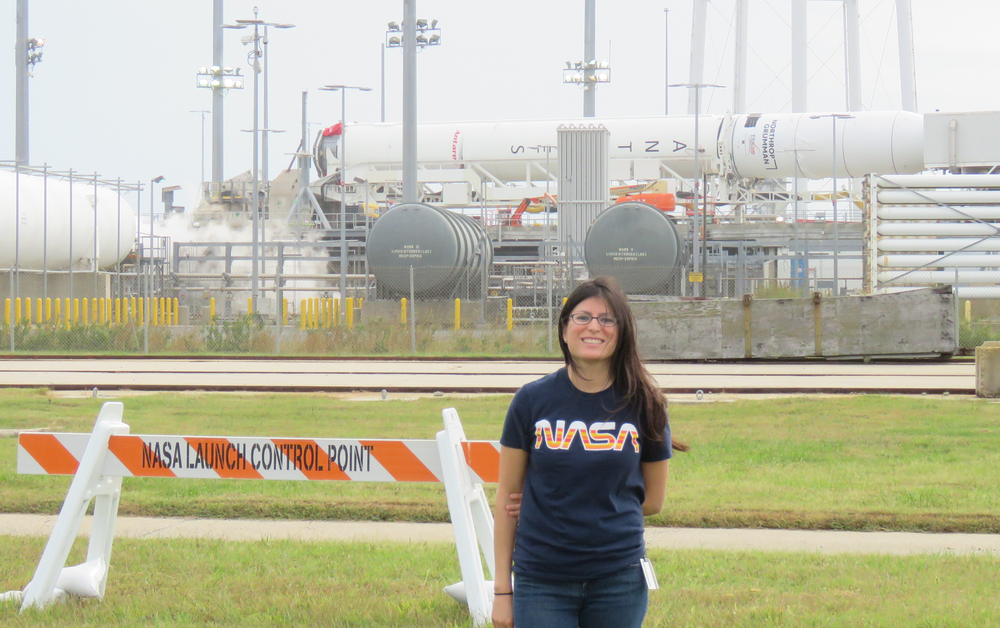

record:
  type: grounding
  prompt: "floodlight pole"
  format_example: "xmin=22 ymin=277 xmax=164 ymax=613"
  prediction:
xmin=321 ymin=85 xmax=372 ymax=309
xmin=403 ymin=0 xmax=418 ymax=202
xmin=669 ymin=82 xmax=723 ymax=297
xmin=584 ymin=0 xmax=596 ymax=117
xmin=15 ymin=0 xmax=29 ymax=165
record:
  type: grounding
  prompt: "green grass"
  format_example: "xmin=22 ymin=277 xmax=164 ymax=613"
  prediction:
xmin=2 ymin=390 xmax=1000 ymax=532
xmin=1 ymin=536 xmax=998 ymax=627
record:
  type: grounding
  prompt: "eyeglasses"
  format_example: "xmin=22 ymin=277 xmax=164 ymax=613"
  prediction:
xmin=567 ymin=313 xmax=618 ymax=328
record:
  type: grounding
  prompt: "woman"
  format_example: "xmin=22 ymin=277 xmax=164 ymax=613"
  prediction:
xmin=492 ymin=276 xmax=685 ymax=628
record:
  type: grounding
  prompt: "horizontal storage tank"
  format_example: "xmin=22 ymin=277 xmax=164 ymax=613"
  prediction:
xmin=584 ymin=201 xmax=682 ymax=295
xmin=366 ymin=203 xmax=493 ymax=298
xmin=0 ymin=170 xmax=136 ymax=270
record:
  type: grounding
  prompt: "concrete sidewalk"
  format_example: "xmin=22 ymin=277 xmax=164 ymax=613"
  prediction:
xmin=2 ymin=514 xmax=999 ymax=556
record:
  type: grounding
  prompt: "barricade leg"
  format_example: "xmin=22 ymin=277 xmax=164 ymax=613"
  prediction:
xmin=437 ymin=408 xmax=495 ymax=626
xmin=19 ymin=402 xmax=129 ymax=611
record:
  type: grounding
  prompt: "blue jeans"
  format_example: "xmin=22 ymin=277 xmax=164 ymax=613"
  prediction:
xmin=512 ymin=564 xmax=648 ymax=628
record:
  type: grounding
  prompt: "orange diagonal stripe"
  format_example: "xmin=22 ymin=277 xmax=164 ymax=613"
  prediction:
xmin=184 ymin=438 xmax=263 ymax=479
xmin=361 ymin=440 xmax=439 ymax=482
xmin=463 ymin=442 xmax=500 ymax=483
xmin=107 ymin=435 xmax=176 ymax=478
xmin=270 ymin=439 xmax=350 ymax=480
xmin=19 ymin=433 xmax=80 ymax=475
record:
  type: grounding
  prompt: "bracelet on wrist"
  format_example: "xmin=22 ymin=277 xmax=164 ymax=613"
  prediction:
xmin=493 ymin=591 xmax=513 ymax=596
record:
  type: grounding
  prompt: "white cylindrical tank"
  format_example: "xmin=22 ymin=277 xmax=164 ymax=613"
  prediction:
xmin=340 ymin=116 xmax=727 ymax=181
xmin=727 ymin=110 xmax=923 ymax=179
xmin=0 ymin=171 xmax=136 ymax=271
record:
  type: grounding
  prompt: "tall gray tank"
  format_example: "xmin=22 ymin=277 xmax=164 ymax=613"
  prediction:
xmin=367 ymin=203 xmax=494 ymax=298
xmin=584 ymin=201 xmax=682 ymax=295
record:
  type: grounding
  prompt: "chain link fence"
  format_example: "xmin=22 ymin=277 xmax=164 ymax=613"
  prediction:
xmin=0 ymin=259 xmax=990 ymax=355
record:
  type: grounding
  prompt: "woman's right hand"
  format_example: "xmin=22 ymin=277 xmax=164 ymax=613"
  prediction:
xmin=505 ymin=492 xmax=522 ymax=518
xmin=491 ymin=593 xmax=514 ymax=628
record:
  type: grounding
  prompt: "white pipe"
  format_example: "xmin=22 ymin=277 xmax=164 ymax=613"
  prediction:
xmin=791 ymin=0 xmax=808 ymax=113
xmin=877 ymin=174 xmax=1000 ymax=188
xmin=878 ymin=222 xmax=1000 ymax=236
xmin=896 ymin=0 xmax=917 ymax=112
xmin=844 ymin=0 xmax=863 ymax=111
xmin=688 ymin=0 xmax=708 ymax=114
xmin=880 ymin=285 xmax=1000 ymax=299
xmin=879 ymin=270 xmax=1000 ymax=283
xmin=877 ymin=206 xmax=1000 ymax=220
xmin=877 ymin=190 xmax=1000 ymax=205
xmin=732 ymin=0 xmax=749 ymax=114
xmin=877 ymin=237 xmax=1000 ymax=252
xmin=879 ymin=253 xmax=1000 ymax=268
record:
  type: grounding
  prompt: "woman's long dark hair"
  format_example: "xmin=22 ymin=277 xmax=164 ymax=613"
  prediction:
xmin=558 ymin=276 xmax=689 ymax=452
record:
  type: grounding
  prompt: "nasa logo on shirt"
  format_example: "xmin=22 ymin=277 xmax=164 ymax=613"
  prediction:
xmin=533 ymin=420 xmax=640 ymax=453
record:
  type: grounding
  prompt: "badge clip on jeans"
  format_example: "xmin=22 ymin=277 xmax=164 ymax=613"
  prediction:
xmin=639 ymin=557 xmax=659 ymax=590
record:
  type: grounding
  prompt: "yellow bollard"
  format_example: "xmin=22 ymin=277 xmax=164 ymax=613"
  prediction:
xmin=12 ymin=298 xmax=19 ymax=326
xmin=401 ymin=298 xmax=407 ymax=325
xmin=455 ymin=298 xmax=461 ymax=331
xmin=54 ymin=299 xmax=61 ymax=327
xmin=82 ymin=298 xmax=89 ymax=326
xmin=137 ymin=298 xmax=144 ymax=326
xmin=91 ymin=298 xmax=98 ymax=324
xmin=562 ymin=297 xmax=568 ymax=308
xmin=97 ymin=299 xmax=104 ymax=325
xmin=320 ymin=298 xmax=327 ymax=329
xmin=166 ymin=298 xmax=172 ymax=326
xmin=507 ymin=298 xmax=513 ymax=331
xmin=45 ymin=298 xmax=52 ymax=323
xmin=66 ymin=298 xmax=72 ymax=329
xmin=174 ymin=298 xmax=179 ymax=325
xmin=161 ymin=298 xmax=167 ymax=325
xmin=346 ymin=297 xmax=354 ymax=330
xmin=209 ymin=297 xmax=216 ymax=322
xmin=24 ymin=298 xmax=31 ymax=325
xmin=4 ymin=298 xmax=10 ymax=327
xmin=966 ymin=300 xmax=972 ymax=323
xmin=35 ymin=298 xmax=42 ymax=324
xmin=247 ymin=297 xmax=253 ymax=318
xmin=300 ymin=299 xmax=307 ymax=330
xmin=326 ymin=298 xmax=333 ymax=328
xmin=282 ymin=298 xmax=288 ymax=326
xmin=115 ymin=299 xmax=121 ymax=325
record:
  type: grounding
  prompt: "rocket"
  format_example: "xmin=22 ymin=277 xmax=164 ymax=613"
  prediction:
xmin=318 ymin=111 xmax=924 ymax=183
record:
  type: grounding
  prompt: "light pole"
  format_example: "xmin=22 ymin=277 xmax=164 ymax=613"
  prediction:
xmin=149 ymin=175 xmax=164 ymax=317
xmin=320 ymin=84 xmax=372 ymax=309
xmin=669 ymin=82 xmax=723 ymax=296
xmin=386 ymin=15 xmax=441 ymax=203
xmin=223 ymin=8 xmax=293 ymax=314
xmin=663 ymin=8 xmax=669 ymax=116
xmin=777 ymin=146 xmax=816 ymax=293
xmin=195 ymin=64 xmax=244 ymax=194
xmin=190 ymin=110 xmax=210 ymax=184
xmin=15 ymin=0 xmax=45 ymax=166
xmin=811 ymin=113 xmax=854 ymax=293
xmin=261 ymin=22 xmax=296 ymax=213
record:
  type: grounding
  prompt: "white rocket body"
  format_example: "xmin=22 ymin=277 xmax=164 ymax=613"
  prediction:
xmin=0 ymin=170 xmax=137 ymax=271
xmin=332 ymin=111 xmax=924 ymax=182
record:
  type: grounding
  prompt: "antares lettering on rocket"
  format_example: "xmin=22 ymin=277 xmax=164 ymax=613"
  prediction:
xmin=319 ymin=110 xmax=924 ymax=182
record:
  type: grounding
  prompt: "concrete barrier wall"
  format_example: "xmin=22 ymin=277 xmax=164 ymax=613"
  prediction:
xmin=632 ymin=287 xmax=956 ymax=359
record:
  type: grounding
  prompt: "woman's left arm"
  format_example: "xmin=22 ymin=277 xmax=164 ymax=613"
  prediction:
xmin=641 ymin=460 xmax=669 ymax=516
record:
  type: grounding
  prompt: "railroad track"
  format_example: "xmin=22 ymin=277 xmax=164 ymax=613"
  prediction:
xmin=0 ymin=357 xmax=976 ymax=394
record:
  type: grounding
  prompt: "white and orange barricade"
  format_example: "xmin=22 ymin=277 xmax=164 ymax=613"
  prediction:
xmin=12 ymin=403 xmax=500 ymax=626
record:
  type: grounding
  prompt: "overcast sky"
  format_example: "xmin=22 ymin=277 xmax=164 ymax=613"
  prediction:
xmin=1 ymin=0 xmax=997 ymax=210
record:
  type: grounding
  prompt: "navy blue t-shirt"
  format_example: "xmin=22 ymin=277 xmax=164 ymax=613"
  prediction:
xmin=500 ymin=367 xmax=672 ymax=581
